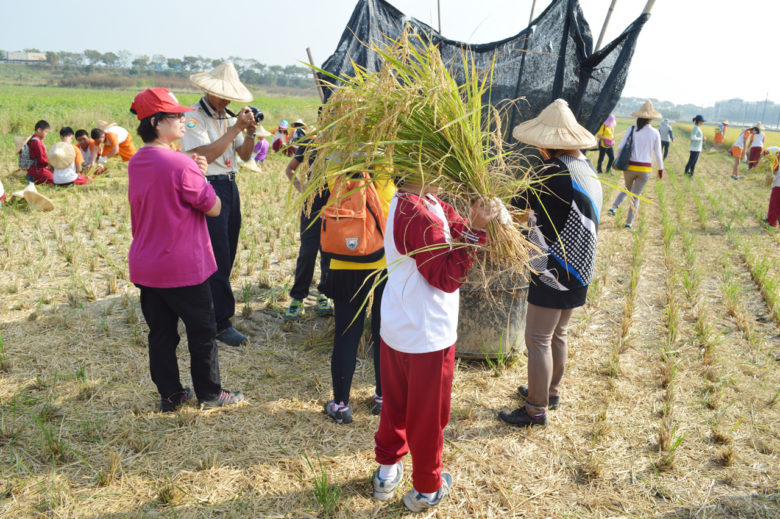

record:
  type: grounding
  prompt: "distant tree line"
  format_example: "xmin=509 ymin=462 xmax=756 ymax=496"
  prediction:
xmin=3 ymin=48 xmax=314 ymax=89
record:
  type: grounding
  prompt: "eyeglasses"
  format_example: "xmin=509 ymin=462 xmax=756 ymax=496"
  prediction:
xmin=163 ymin=113 xmax=186 ymax=120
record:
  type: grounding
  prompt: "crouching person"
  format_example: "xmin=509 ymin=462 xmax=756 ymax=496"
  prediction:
xmin=372 ymin=177 xmax=498 ymax=513
xmin=128 ymin=88 xmax=243 ymax=412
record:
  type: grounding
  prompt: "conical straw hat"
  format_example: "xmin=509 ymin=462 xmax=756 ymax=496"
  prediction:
xmin=14 ymin=135 xmax=31 ymax=153
xmin=631 ymin=100 xmax=662 ymax=119
xmin=49 ymin=141 xmax=76 ymax=170
xmin=190 ymin=61 xmax=253 ymax=103
xmin=11 ymin=183 xmax=55 ymax=211
xmin=512 ymin=99 xmax=597 ymax=150
xmin=97 ymin=120 xmax=117 ymax=131
xmin=256 ymin=125 xmax=272 ymax=137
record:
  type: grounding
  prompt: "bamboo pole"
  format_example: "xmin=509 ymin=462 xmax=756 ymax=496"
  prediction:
xmin=528 ymin=0 xmax=537 ymax=26
xmin=437 ymin=0 xmax=442 ymax=33
xmin=595 ymin=0 xmax=618 ymax=52
xmin=643 ymin=0 xmax=656 ymax=14
xmin=306 ymin=47 xmax=325 ymax=103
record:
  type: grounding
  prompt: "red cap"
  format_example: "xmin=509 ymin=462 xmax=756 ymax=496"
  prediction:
xmin=130 ymin=88 xmax=194 ymax=120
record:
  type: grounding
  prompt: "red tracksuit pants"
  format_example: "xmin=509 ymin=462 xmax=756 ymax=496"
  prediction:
xmin=767 ymin=187 xmax=780 ymax=227
xmin=374 ymin=340 xmax=454 ymax=493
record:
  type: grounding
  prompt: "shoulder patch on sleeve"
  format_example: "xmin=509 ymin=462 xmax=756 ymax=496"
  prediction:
xmin=186 ymin=119 xmax=198 ymax=130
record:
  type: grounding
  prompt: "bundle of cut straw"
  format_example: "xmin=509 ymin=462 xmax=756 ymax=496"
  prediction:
xmin=299 ymin=29 xmax=534 ymax=266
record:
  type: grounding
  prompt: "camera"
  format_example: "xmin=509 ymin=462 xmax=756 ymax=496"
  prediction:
xmin=248 ymin=106 xmax=264 ymax=123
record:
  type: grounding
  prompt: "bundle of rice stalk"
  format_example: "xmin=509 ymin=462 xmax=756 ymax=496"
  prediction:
xmin=297 ymin=28 xmax=535 ymax=268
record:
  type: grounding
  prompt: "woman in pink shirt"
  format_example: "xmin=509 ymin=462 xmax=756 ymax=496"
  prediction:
xmin=128 ymin=88 xmax=243 ymax=412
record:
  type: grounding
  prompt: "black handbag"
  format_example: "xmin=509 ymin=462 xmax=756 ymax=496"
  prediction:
xmin=614 ymin=126 xmax=635 ymax=171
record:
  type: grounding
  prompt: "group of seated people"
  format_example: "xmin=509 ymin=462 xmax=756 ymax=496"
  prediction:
xmin=20 ymin=119 xmax=137 ymax=186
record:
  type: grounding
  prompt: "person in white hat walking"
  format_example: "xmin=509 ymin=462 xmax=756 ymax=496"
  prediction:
xmin=606 ymin=100 xmax=664 ymax=229
xmin=180 ymin=61 xmax=259 ymax=347
xmin=498 ymin=99 xmax=602 ymax=428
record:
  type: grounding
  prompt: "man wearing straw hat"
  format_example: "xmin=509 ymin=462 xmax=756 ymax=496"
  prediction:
xmin=499 ymin=99 xmax=602 ymax=428
xmin=181 ymin=61 xmax=258 ymax=347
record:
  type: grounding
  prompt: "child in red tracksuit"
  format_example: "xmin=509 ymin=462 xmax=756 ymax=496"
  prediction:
xmin=372 ymin=179 xmax=498 ymax=513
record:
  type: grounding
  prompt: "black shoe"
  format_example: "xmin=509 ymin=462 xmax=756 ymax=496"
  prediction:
xmin=370 ymin=394 xmax=383 ymax=415
xmin=498 ymin=407 xmax=547 ymax=427
xmin=160 ymin=387 xmax=194 ymax=412
xmin=216 ymin=327 xmax=247 ymax=346
xmin=200 ymin=389 xmax=244 ymax=409
xmin=325 ymin=400 xmax=353 ymax=424
xmin=517 ymin=385 xmax=559 ymax=409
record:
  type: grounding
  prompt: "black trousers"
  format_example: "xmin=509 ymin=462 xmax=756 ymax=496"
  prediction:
xmin=290 ymin=191 xmax=330 ymax=301
xmin=597 ymin=146 xmax=614 ymax=173
xmin=328 ymin=269 xmax=385 ymax=405
xmin=138 ymin=282 xmax=221 ymax=402
xmin=661 ymin=140 xmax=670 ymax=159
xmin=685 ymin=151 xmax=700 ymax=175
xmin=205 ymin=178 xmax=241 ymax=331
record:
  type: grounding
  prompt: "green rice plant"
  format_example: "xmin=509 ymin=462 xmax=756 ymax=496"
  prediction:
xmin=657 ymin=430 xmax=685 ymax=472
xmin=483 ymin=336 xmax=511 ymax=376
xmin=298 ymin=453 xmax=341 ymax=516
xmin=302 ymin=29 xmax=533 ymax=266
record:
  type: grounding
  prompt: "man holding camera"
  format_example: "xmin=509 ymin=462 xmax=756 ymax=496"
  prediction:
xmin=181 ymin=61 xmax=259 ymax=347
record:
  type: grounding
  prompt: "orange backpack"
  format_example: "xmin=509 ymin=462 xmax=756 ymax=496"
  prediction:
xmin=320 ymin=172 xmax=386 ymax=263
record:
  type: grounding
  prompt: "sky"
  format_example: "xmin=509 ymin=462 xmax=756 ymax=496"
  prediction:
xmin=0 ymin=0 xmax=777 ymax=107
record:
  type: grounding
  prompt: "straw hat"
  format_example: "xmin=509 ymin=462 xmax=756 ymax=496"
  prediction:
xmin=189 ymin=61 xmax=253 ymax=103
xmin=49 ymin=142 xmax=76 ymax=170
xmin=11 ymin=183 xmax=55 ymax=211
xmin=292 ymin=119 xmax=306 ymax=127
xmin=97 ymin=120 xmax=116 ymax=131
xmin=14 ymin=136 xmax=31 ymax=154
xmin=256 ymin=125 xmax=272 ymax=138
xmin=511 ymin=99 xmax=597 ymax=150
xmin=630 ymin=100 xmax=662 ymax=119
xmin=755 ymin=122 xmax=764 ymax=131
xmin=722 ymin=120 xmax=729 ymax=125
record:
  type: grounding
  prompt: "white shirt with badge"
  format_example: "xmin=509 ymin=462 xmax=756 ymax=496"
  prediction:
xmin=180 ymin=97 xmax=245 ymax=176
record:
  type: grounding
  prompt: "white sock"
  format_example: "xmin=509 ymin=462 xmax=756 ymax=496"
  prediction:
xmin=378 ymin=463 xmax=398 ymax=480
xmin=418 ymin=490 xmax=436 ymax=500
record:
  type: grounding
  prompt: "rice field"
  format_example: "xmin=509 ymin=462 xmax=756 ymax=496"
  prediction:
xmin=0 ymin=89 xmax=778 ymax=518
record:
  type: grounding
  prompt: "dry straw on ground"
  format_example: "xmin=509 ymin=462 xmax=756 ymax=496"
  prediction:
xmin=0 ymin=101 xmax=778 ymax=517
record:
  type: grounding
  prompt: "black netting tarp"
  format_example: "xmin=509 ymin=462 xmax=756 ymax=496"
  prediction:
xmin=318 ymin=0 xmax=649 ymax=136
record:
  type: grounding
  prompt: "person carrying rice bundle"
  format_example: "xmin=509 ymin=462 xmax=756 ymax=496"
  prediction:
xmin=498 ymin=99 xmax=602 ymax=428
xmin=606 ymin=100 xmax=664 ymax=229
xmin=300 ymin=30 xmax=526 ymax=513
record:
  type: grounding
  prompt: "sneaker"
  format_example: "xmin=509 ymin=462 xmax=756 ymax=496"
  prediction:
xmin=498 ymin=406 xmax=547 ymax=427
xmin=624 ymin=223 xmax=632 ymax=229
xmin=402 ymin=472 xmax=452 ymax=513
xmin=607 ymin=208 xmax=616 ymax=217
xmin=160 ymin=387 xmax=193 ymax=412
xmin=284 ymin=299 xmax=303 ymax=321
xmin=216 ymin=327 xmax=247 ymax=346
xmin=316 ymin=293 xmax=333 ymax=316
xmin=517 ymin=385 xmax=559 ymax=410
xmin=370 ymin=394 xmax=383 ymax=415
xmin=372 ymin=461 xmax=403 ymax=501
xmin=731 ymin=174 xmax=742 ymax=180
xmin=200 ymin=389 xmax=244 ymax=409
xmin=324 ymin=400 xmax=353 ymax=424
